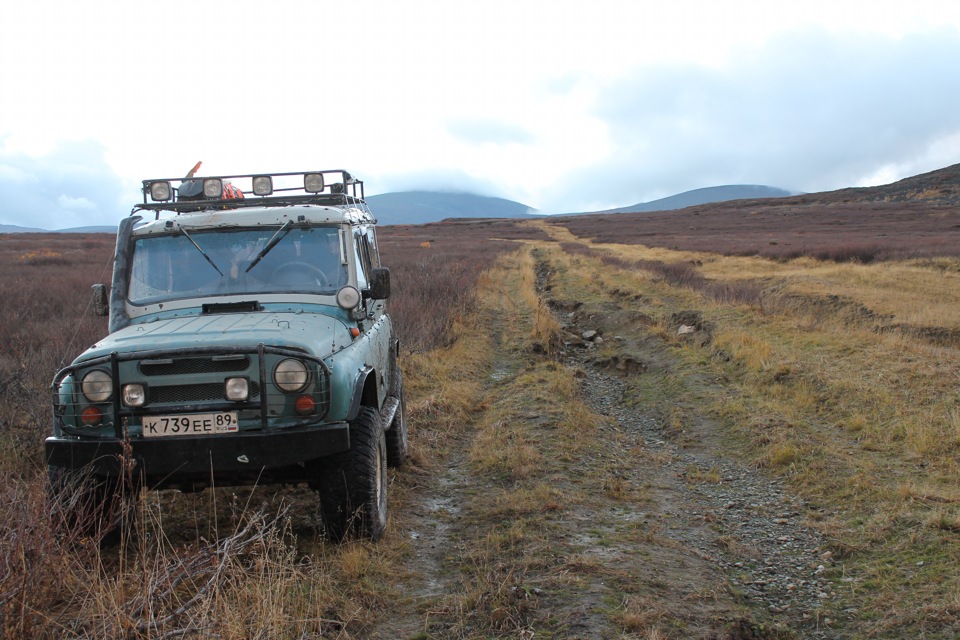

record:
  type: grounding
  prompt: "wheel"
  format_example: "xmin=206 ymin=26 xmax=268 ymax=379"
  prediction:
xmin=386 ymin=370 xmax=408 ymax=468
xmin=47 ymin=466 xmax=140 ymax=544
xmin=315 ymin=406 xmax=388 ymax=541
xmin=271 ymin=261 xmax=330 ymax=287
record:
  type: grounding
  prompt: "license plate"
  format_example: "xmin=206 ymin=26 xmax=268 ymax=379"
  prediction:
xmin=142 ymin=412 xmax=239 ymax=437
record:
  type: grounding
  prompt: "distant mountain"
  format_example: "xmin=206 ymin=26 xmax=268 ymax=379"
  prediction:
xmin=677 ymin=163 xmax=960 ymax=211
xmin=11 ymin=163 xmax=958 ymax=233
xmin=0 ymin=223 xmax=47 ymax=233
xmin=56 ymin=225 xmax=118 ymax=233
xmin=366 ymin=191 xmax=537 ymax=225
xmin=0 ymin=224 xmax=116 ymax=234
xmin=596 ymin=185 xmax=796 ymax=214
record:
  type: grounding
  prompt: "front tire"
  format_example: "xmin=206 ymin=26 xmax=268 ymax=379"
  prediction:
xmin=316 ymin=406 xmax=388 ymax=542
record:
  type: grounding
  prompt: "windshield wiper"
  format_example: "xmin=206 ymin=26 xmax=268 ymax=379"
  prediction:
xmin=245 ymin=221 xmax=293 ymax=273
xmin=179 ymin=225 xmax=224 ymax=276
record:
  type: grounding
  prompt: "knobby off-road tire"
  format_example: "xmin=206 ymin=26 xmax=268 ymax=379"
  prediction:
xmin=316 ymin=406 xmax=388 ymax=542
xmin=47 ymin=466 xmax=141 ymax=545
xmin=386 ymin=369 xmax=408 ymax=468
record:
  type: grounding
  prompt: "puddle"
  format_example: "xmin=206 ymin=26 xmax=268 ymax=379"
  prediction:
xmin=489 ymin=366 xmax=510 ymax=382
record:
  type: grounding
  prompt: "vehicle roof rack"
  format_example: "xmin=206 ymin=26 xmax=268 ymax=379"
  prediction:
xmin=132 ymin=169 xmax=367 ymax=216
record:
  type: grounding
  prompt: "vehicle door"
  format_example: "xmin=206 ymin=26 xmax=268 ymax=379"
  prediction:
xmin=353 ymin=225 xmax=390 ymax=401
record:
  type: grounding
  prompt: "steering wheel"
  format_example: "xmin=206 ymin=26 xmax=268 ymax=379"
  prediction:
xmin=271 ymin=262 xmax=330 ymax=287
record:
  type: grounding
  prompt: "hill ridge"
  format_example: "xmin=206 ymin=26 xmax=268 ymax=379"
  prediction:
xmin=4 ymin=163 xmax=960 ymax=232
xmin=594 ymin=184 xmax=796 ymax=214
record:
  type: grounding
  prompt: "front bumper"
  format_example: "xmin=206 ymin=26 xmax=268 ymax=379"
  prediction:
xmin=45 ymin=422 xmax=350 ymax=489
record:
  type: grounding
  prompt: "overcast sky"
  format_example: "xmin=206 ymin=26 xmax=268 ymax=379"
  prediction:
xmin=3 ymin=0 xmax=960 ymax=229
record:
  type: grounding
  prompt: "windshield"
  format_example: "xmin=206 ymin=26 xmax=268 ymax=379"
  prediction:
xmin=128 ymin=226 xmax=346 ymax=305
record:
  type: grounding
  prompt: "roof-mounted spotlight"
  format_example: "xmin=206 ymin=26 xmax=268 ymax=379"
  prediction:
xmin=203 ymin=178 xmax=223 ymax=198
xmin=149 ymin=181 xmax=173 ymax=202
xmin=304 ymin=173 xmax=325 ymax=193
xmin=252 ymin=175 xmax=273 ymax=196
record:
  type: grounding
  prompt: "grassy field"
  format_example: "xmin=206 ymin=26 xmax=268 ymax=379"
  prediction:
xmin=2 ymin=199 xmax=960 ymax=638
xmin=531 ymin=220 xmax=960 ymax=636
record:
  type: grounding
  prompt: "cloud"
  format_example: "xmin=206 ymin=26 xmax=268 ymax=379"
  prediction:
xmin=543 ymin=28 xmax=960 ymax=211
xmin=0 ymin=164 xmax=38 ymax=184
xmin=371 ymin=167 xmax=510 ymax=199
xmin=57 ymin=194 xmax=97 ymax=211
xmin=4 ymin=27 xmax=960 ymax=222
xmin=446 ymin=119 xmax=536 ymax=146
xmin=0 ymin=140 xmax=126 ymax=229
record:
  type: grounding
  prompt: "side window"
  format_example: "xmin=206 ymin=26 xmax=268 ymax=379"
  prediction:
xmin=365 ymin=227 xmax=381 ymax=268
xmin=354 ymin=232 xmax=370 ymax=290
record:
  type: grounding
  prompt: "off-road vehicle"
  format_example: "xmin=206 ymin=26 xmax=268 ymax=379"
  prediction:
xmin=45 ymin=169 xmax=406 ymax=541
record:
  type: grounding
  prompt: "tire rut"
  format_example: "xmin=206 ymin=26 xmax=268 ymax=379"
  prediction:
xmin=370 ymin=435 xmax=474 ymax=639
xmin=573 ymin=360 xmax=844 ymax=638
xmin=544 ymin=251 xmax=851 ymax=638
xmin=371 ymin=247 xmax=850 ymax=638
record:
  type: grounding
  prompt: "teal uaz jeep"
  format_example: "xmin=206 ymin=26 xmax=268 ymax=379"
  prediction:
xmin=45 ymin=170 xmax=407 ymax=541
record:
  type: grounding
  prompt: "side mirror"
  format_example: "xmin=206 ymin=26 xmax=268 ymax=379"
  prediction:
xmin=92 ymin=284 xmax=109 ymax=316
xmin=368 ymin=268 xmax=391 ymax=300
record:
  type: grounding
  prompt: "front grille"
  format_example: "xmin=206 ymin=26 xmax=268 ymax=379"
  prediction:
xmin=149 ymin=382 xmax=261 ymax=404
xmin=52 ymin=347 xmax=333 ymax=434
xmin=140 ymin=356 xmax=250 ymax=376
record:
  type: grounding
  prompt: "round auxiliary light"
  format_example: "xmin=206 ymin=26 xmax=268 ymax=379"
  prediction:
xmin=80 ymin=406 xmax=103 ymax=426
xmin=81 ymin=370 xmax=113 ymax=403
xmin=336 ymin=286 xmax=361 ymax=310
xmin=294 ymin=395 xmax=316 ymax=415
xmin=274 ymin=359 xmax=309 ymax=393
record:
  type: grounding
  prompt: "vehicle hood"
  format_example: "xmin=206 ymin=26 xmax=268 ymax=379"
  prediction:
xmin=76 ymin=312 xmax=352 ymax=362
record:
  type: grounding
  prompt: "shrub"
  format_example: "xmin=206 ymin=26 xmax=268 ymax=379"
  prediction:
xmin=380 ymin=221 xmax=551 ymax=352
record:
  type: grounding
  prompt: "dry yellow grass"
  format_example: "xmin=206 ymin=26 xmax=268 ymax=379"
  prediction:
xmin=489 ymin=484 xmax=566 ymax=518
xmin=596 ymin=242 xmax=960 ymax=328
xmin=470 ymin=416 xmax=545 ymax=482
xmin=553 ymin=237 xmax=960 ymax=464
xmin=404 ymin=311 xmax=489 ymax=442
xmin=517 ymin=247 xmax=564 ymax=354
xmin=534 ymin=230 xmax=960 ymax=633
xmin=469 ymin=249 xmax=598 ymax=481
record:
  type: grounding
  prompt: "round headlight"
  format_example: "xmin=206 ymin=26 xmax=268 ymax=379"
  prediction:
xmin=81 ymin=370 xmax=113 ymax=403
xmin=336 ymin=286 xmax=361 ymax=310
xmin=274 ymin=359 xmax=309 ymax=393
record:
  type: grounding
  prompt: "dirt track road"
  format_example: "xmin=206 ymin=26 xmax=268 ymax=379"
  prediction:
xmin=369 ymin=248 xmax=850 ymax=639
